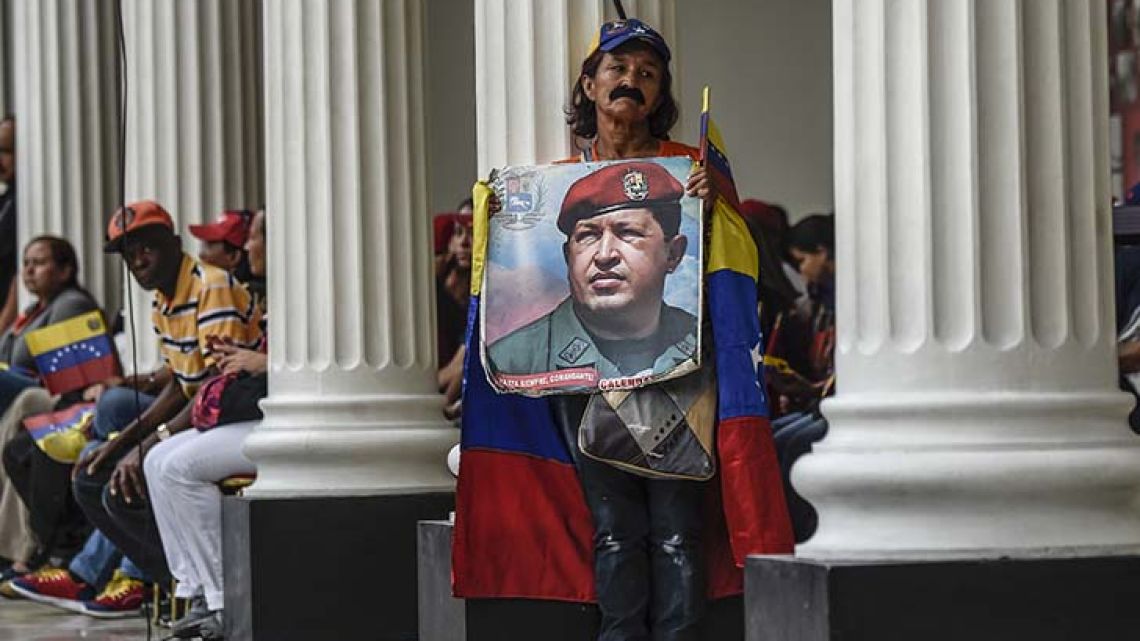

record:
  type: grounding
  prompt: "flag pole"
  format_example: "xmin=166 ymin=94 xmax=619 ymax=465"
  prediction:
xmin=612 ymin=0 xmax=627 ymax=20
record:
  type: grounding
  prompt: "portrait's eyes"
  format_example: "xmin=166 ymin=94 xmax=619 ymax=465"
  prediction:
xmin=573 ymin=228 xmax=601 ymax=245
xmin=619 ymin=228 xmax=645 ymax=241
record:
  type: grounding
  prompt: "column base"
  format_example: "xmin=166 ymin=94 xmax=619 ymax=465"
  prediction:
xmin=745 ymin=555 xmax=1140 ymax=641
xmin=417 ymin=520 xmax=743 ymax=640
xmin=223 ymin=493 xmax=454 ymax=641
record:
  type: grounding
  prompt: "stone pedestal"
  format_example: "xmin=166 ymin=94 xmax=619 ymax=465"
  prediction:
xmin=224 ymin=494 xmax=453 ymax=641
xmin=746 ymin=555 xmax=1140 ymax=641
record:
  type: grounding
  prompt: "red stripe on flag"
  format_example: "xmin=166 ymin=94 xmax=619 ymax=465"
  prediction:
xmin=717 ymin=416 xmax=794 ymax=563
xmin=41 ymin=354 xmax=119 ymax=395
xmin=453 ymin=449 xmax=596 ymax=601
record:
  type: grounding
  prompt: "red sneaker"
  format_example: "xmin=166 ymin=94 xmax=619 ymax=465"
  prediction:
xmin=81 ymin=569 xmax=146 ymax=619
xmin=9 ymin=567 xmax=94 ymax=613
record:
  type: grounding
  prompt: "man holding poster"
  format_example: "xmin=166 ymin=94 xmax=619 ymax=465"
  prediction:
xmin=454 ymin=10 xmax=794 ymax=641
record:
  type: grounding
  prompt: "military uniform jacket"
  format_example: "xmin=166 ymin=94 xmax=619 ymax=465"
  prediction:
xmin=487 ymin=296 xmax=698 ymax=387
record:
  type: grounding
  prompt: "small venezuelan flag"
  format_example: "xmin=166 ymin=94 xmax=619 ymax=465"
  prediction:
xmin=23 ymin=311 xmax=120 ymax=395
xmin=23 ymin=402 xmax=96 ymax=463
xmin=699 ymin=86 xmax=742 ymax=212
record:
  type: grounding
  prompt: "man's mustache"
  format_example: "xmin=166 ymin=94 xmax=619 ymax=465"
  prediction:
xmin=609 ymin=86 xmax=646 ymax=105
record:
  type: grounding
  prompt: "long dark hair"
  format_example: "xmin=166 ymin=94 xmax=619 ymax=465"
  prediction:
xmin=786 ymin=214 xmax=835 ymax=257
xmin=566 ymin=40 xmax=679 ymax=143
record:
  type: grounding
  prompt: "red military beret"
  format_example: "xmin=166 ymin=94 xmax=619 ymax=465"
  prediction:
xmin=557 ymin=161 xmax=684 ymax=236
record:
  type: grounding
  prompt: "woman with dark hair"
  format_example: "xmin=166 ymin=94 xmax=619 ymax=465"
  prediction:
xmin=0 ymin=236 xmax=101 ymax=413
xmin=0 ymin=236 xmax=102 ymax=577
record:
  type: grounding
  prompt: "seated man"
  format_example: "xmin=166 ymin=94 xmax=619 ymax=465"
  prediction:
xmin=11 ymin=200 xmax=261 ymax=618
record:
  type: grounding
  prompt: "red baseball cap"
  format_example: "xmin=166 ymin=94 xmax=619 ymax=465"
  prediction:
xmin=189 ymin=209 xmax=253 ymax=248
xmin=558 ymin=161 xmax=684 ymax=236
xmin=104 ymin=200 xmax=175 ymax=253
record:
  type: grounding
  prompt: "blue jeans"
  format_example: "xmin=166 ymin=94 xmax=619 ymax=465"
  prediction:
xmin=67 ymin=387 xmax=156 ymax=586
xmin=0 ymin=369 xmax=38 ymax=416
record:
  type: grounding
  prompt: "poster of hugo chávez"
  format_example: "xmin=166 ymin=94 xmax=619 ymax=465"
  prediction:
xmin=481 ymin=156 xmax=703 ymax=396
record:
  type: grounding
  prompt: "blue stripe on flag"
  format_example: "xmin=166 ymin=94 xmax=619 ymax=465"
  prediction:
xmin=32 ymin=334 xmax=114 ymax=375
xmin=708 ymin=269 xmax=769 ymax=420
xmin=461 ymin=295 xmax=573 ymax=464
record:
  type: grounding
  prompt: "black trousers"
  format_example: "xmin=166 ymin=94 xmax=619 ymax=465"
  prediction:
xmin=3 ymin=430 xmax=88 ymax=560
xmin=72 ymin=445 xmax=171 ymax=584
xmin=577 ymin=455 xmax=707 ymax=641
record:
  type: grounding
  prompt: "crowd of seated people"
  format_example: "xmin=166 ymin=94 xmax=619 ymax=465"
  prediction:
xmin=739 ymin=203 xmax=836 ymax=542
xmin=0 ymin=201 xmax=265 ymax=640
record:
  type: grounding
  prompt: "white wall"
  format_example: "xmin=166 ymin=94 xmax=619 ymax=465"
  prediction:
xmin=424 ymin=0 xmax=478 ymax=214
xmin=675 ymin=0 xmax=833 ymax=219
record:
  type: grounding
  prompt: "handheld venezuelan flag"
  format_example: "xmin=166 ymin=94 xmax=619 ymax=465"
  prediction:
xmin=699 ymin=86 xmax=742 ymax=212
xmin=23 ymin=402 xmax=96 ymax=464
xmin=23 ymin=311 xmax=120 ymax=395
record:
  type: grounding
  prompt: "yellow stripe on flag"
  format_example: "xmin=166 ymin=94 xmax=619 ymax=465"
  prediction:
xmin=23 ymin=310 xmax=107 ymax=356
xmin=706 ymin=118 xmax=729 ymax=157
xmin=707 ymin=198 xmax=759 ymax=281
xmin=471 ymin=181 xmax=493 ymax=297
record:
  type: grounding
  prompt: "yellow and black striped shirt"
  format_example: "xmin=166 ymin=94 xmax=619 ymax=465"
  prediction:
xmin=152 ymin=254 xmax=262 ymax=397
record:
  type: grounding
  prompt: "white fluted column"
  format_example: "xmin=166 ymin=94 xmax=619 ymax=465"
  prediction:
xmin=475 ymin=0 xmax=676 ymax=172
xmin=11 ymin=0 xmax=120 ymax=312
xmin=119 ymin=0 xmax=264 ymax=372
xmin=796 ymin=0 xmax=1140 ymax=559
xmin=242 ymin=0 xmax=455 ymax=496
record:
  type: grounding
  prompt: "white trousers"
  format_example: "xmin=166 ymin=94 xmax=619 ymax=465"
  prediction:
xmin=145 ymin=421 xmax=257 ymax=611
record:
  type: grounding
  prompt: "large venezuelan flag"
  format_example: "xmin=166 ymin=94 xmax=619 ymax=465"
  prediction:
xmin=453 ymin=138 xmax=793 ymax=601
xmin=23 ymin=311 xmax=120 ymax=395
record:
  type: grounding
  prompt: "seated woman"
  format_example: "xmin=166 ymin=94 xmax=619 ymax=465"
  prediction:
xmin=765 ymin=214 xmax=836 ymax=542
xmin=0 ymin=237 xmax=101 ymax=412
xmin=144 ymin=208 xmax=268 ymax=637
xmin=0 ymin=237 xmax=101 ymax=575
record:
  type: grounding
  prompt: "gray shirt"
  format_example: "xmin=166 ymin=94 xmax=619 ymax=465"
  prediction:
xmin=0 ymin=287 xmax=100 ymax=375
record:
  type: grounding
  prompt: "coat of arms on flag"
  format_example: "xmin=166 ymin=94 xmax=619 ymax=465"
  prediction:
xmin=22 ymin=310 xmax=120 ymax=395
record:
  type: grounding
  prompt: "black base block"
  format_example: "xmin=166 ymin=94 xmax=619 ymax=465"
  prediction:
xmin=746 ymin=555 xmax=1140 ymax=641
xmin=418 ymin=520 xmax=743 ymax=641
xmin=224 ymin=493 xmax=454 ymax=641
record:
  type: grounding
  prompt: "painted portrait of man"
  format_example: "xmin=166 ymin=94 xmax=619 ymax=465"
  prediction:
xmin=484 ymin=158 xmax=701 ymax=394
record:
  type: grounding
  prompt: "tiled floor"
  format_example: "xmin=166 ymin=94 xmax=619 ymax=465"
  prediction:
xmin=0 ymin=599 xmax=149 ymax=640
